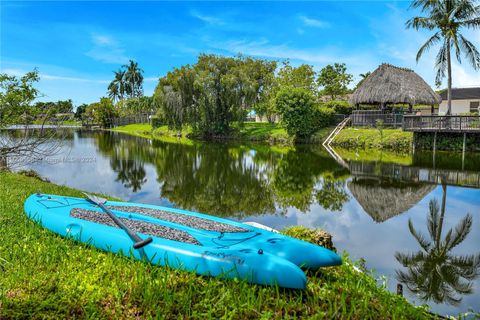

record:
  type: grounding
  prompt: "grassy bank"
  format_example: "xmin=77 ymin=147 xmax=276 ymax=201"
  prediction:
xmin=0 ymin=171 xmax=430 ymax=319
xmin=332 ymin=128 xmax=413 ymax=152
xmin=111 ymin=122 xmax=334 ymax=145
xmin=334 ymin=148 xmax=413 ymax=165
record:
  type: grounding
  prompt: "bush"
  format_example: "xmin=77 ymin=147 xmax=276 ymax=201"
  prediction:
xmin=322 ymin=100 xmax=352 ymax=115
xmin=151 ymin=115 xmax=163 ymax=128
xmin=275 ymin=87 xmax=317 ymax=140
xmin=316 ymin=106 xmax=337 ymax=128
xmin=86 ymin=98 xmax=117 ymax=128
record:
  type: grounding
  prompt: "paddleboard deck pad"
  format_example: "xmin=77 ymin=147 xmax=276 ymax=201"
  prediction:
xmin=24 ymin=193 xmax=342 ymax=289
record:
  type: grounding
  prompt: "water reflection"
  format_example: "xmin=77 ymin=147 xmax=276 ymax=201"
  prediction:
xmin=92 ymin=132 xmax=351 ymax=217
xmin=395 ymin=179 xmax=480 ymax=305
xmin=348 ymin=178 xmax=435 ymax=222
xmin=4 ymin=129 xmax=480 ymax=315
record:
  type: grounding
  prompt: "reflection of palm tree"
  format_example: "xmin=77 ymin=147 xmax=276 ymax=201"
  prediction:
xmin=395 ymin=181 xmax=480 ymax=305
xmin=112 ymin=159 xmax=147 ymax=193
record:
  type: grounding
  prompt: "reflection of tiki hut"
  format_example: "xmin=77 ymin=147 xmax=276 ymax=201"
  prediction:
xmin=350 ymin=64 xmax=441 ymax=112
xmin=348 ymin=178 xmax=435 ymax=222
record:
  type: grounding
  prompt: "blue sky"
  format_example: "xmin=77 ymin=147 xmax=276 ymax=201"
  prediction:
xmin=1 ymin=1 xmax=479 ymax=106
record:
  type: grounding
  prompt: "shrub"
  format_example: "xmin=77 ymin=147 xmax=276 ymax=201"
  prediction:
xmin=275 ymin=87 xmax=317 ymax=140
xmin=316 ymin=106 xmax=337 ymax=128
xmin=151 ymin=112 xmax=164 ymax=128
xmin=322 ymin=100 xmax=352 ymax=115
xmin=86 ymin=98 xmax=117 ymax=128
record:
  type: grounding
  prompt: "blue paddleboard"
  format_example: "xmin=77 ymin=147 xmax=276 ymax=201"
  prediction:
xmin=24 ymin=193 xmax=341 ymax=289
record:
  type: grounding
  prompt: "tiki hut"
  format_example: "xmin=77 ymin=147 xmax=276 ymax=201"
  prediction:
xmin=348 ymin=178 xmax=435 ymax=223
xmin=350 ymin=64 xmax=442 ymax=112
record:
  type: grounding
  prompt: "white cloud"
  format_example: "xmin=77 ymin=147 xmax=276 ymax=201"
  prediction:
xmin=85 ymin=34 xmax=129 ymax=64
xmin=93 ymin=35 xmax=114 ymax=46
xmin=451 ymin=61 xmax=480 ymax=87
xmin=190 ymin=10 xmax=224 ymax=25
xmin=299 ymin=15 xmax=330 ymax=28
xmin=1 ymin=68 xmax=109 ymax=83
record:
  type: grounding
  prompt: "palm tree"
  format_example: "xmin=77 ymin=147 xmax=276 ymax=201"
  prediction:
xmin=395 ymin=180 xmax=480 ymax=305
xmin=108 ymin=70 xmax=126 ymax=103
xmin=123 ymin=60 xmax=144 ymax=98
xmin=406 ymin=0 xmax=480 ymax=115
xmin=355 ymin=72 xmax=371 ymax=89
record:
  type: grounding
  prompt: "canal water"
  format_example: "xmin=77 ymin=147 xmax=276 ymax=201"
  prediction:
xmin=8 ymin=130 xmax=480 ymax=316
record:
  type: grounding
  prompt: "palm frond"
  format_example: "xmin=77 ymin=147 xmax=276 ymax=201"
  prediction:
xmin=434 ymin=41 xmax=448 ymax=86
xmin=451 ymin=33 xmax=463 ymax=63
xmin=459 ymin=34 xmax=480 ymax=69
xmin=395 ymin=251 xmax=428 ymax=266
xmin=416 ymin=32 xmax=441 ymax=62
xmin=462 ymin=17 xmax=480 ymax=29
xmin=406 ymin=16 xmax=436 ymax=30
xmin=408 ymin=219 xmax=431 ymax=252
xmin=447 ymin=214 xmax=472 ymax=250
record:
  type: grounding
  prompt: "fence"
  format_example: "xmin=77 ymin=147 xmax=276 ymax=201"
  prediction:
xmin=403 ymin=115 xmax=480 ymax=132
xmin=112 ymin=114 xmax=151 ymax=127
xmin=351 ymin=110 xmax=404 ymax=127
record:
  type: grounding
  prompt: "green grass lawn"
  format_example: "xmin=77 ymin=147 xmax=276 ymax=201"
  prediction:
xmin=111 ymin=122 xmax=334 ymax=145
xmin=332 ymin=128 xmax=413 ymax=152
xmin=0 ymin=171 xmax=430 ymax=319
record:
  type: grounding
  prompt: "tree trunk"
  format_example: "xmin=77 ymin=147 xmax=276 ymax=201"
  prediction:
xmin=447 ymin=40 xmax=452 ymax=116
xmin=0 ymin=150 xmax=7 ymax=171
xmin=437 ymin=177 xmax=447 ymax=245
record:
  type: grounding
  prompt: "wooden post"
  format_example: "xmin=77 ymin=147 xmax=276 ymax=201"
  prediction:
xmin=412 ymin=133 xmax=416 ymax=155
xmin=0 ymin=155 xmax=6 ymax=171
xmin=397 ymin=283 xmax=403 ymax=296
xmin=462 ymin=133 xmax=466 ymax=170
xmin=431 ymin=104 xmax=434 ymax=115
xmin=433 ymin=132 xmax=437 ymax=168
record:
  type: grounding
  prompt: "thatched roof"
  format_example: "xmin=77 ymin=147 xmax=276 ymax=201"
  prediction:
xmin=350 ymin=63 xmax=442 ymax=106
xmin=348 ymin=178 xmax=435 ymax=223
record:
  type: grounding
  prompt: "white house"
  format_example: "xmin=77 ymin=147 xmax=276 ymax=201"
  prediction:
xmin=438 ymin=87 xmax=480 ymax=115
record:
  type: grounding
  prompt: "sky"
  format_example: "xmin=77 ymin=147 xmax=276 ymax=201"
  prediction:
xmin=1 ymin=1 xmax=479 ymax=106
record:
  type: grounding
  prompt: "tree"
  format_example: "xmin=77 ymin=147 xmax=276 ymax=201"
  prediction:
xmin=0 ymin=70 xmax=62 ymax=169
xmin=315 ymin=178 xmax=349 ymax=212
xmin=395 ymin=180 xmax=480 ymax=305
xmin=74 ymin=104 xmax=88 ymax=120
xmin=317 ymin=63 xmax=353 ymax=100
xmin=0 ymin=70 xmax=39 ymax=126
xmin=275 ymin=87 xmax=318 ymax=140
xmin=407 ymin=0 xmax=480 ymax=115
xmin=153 ymin=54 xmax=276 ymax=136
xmin=108 ymin=69 xmax=126 ymax=103
xmin=123 ymin=60 xmax=144 ymax=98
xmin=87 ymin=97 xmax=117 ymax=128
xmin=277 ymin=61 xmax=318 ymax=92
xmin=355 ymin=71 xmax=372 ymax=89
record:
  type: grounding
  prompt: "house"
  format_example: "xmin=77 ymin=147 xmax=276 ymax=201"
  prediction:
xmin=438 ymin=87 xmax=480 ymax=115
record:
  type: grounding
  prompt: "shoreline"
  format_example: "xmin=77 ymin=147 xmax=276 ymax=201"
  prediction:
xmin=0 ymin=170 xmax=432 ymax=319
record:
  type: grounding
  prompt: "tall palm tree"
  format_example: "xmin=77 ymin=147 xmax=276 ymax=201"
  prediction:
xmin=395 ymin=180 xmax=480 ymax=305
xmin=108 ymin=69 xmax=126 ymax=103
xmin=406 ymin=0 xmax=480 ymax=115
xmin=123 ymin=60 xmax=144 ymax=98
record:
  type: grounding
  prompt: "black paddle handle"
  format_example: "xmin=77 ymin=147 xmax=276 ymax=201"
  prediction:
xmin=97 ymin=202 xmax=153 ymax=250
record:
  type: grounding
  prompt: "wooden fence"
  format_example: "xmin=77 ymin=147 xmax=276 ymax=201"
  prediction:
xmin=351 ymin=110 xmax=405 ymax=127
xmin=403 ymin=115 xmax=480 ymax=133
xmin=112 ymin=114 xmax=151 ymax=127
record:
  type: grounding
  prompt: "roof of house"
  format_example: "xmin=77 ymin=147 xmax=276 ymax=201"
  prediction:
xmin=350 ymin=63 xmax=442 ymax=106
xmin=439 ymin=87 xmax=480 ymax=100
